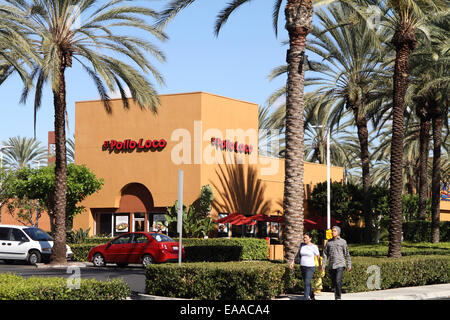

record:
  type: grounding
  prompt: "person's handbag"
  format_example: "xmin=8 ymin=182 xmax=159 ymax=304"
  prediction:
xmin=294 ymin=243 xmax=303 ymax=264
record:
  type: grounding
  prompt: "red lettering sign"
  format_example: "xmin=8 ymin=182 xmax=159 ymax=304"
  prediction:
xmin=210 ymin=137 xmax=253 ymax=155
xmin=103 ymin=138 xmax=167 ymax=153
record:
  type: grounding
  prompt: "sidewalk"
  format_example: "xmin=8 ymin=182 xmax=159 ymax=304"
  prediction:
xmin=277 ymin=283 xmax=450 ymax=300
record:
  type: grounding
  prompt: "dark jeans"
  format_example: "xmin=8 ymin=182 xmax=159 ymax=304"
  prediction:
xmin=301 ymin=266 xmax=316 ymax=300
xmin=330 ymin=267 xmax=345 ymax=300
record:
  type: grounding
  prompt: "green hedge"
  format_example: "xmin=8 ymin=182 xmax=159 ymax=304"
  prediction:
xmin=403 ymin=221 xmax=450 ymax=242
xmin=179 ymin=238 xmax=268 ymax=262
xmin=348 ymin=242 xmax=450 ymax=257
xmin=0 ymin=273 xmax=130 ymax=300
xmin=71 ymin=238 xmax=268 ymax=262
xmin=146 ymin=261 xmax=284 ymax=300
xmin=145 ymin=255 xmax=450 ymax=299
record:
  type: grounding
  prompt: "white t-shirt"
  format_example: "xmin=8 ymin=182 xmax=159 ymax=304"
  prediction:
xmin=300 ymin=243 xmax=320 ymax=267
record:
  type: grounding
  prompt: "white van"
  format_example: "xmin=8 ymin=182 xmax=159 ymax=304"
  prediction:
xmin=0 ymin=224 xmax=73 ymax=264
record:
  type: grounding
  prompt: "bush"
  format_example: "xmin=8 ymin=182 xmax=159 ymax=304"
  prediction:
xmin=180 ymin=238 xmax=268 ymax=262
xmin=146 ymin=262 xmax=285 ymax=300
xmin=403 ymin=221 xmax=450 ymax=242
xmin=348 ymin=242 xmax=450 ymax=257
xmin=335 ymin=256 xmax=450 ymax=293
xmin=71 ymin=238 xmax=268 ymax=262
xmin=0 ymin=274 xmax=130 ymax=300
xmin=70 ymin=243 xmax=97 ymax=262
xmin=145 ymin=255 xmax=450 ymax=299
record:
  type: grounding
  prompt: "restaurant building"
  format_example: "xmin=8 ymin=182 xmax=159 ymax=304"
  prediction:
xmin=70 ymin=92 xmax=344 ymax=237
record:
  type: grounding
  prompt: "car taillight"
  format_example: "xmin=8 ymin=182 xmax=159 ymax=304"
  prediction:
xmin=159 ymin=243 xmax=168 ymax=250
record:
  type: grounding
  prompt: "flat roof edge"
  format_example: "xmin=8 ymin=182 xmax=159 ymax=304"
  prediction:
xmin=75 ymin=91 xmax=258 ymax=106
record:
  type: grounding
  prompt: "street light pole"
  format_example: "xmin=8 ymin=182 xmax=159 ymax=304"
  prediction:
xmin=32 ymin=160 xmax=41 ymax=227
xmin=311 ymin=126 xmax=331 ymax=231
xmin=327 ymin=130 xmax=331 ymax=230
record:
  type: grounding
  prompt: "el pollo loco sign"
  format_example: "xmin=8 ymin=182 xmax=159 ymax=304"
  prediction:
xmin=103 ymin=138 xmax=167 ymax=152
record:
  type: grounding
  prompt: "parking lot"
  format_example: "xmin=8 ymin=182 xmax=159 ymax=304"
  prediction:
xmin=0 ymin=260 xmax=147 ymax=294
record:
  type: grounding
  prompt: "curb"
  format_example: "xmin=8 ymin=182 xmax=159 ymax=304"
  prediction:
xmin=35 ymin=262 xmax=91 ymax=269
xmin=132 ymin=293 xmax=190 ymax=300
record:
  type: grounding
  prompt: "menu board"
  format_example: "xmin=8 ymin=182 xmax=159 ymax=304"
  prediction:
xmin=218 ymin=213 xmax=229 ymax=234
xmin=152 ymin=214 xmax=168 ymax=233
xmin=115 ymin=215 xmax=129 ymax=233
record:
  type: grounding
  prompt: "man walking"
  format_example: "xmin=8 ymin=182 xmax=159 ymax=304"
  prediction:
xmin=322 ymin=226 xmax=352 ymax=300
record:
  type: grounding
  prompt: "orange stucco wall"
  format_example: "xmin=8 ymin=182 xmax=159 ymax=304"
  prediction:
xmin=72 ymin=92 xmax=345 ymax=235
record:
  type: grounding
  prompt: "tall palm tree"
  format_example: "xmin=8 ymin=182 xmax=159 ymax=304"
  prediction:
xmin=158 ymin=0 xmax=332 ymax=261
xmin=0 ymin=4 xmax=37 ymax=93
xmin=4 ymin=0 xmax=166 ymax=263
xmin=353 ymin=0 xmax=448 ymax=257
xmin=1 ymin=136 xmax=47 ymax=170
xmin=305 ymin=3 xmax=390 ymax=242
xmin=408 ymin=14 xmax=449 ymax=241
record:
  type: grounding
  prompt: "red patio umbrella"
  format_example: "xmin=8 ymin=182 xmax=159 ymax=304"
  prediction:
xmin=216 ymin=213 xmax=244 ymax=224
xmin=304 ymin=218 xmax=317 ymax=230
xmin=232 ymin=215 xmax=257 ymax=226
xmin=307 ymin=216 xmax=340 ymax=230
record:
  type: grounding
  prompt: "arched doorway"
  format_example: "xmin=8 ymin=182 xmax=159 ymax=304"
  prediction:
xmin=94 ymin=183 xmax=167 ymax=236
xmin=115 ymin=183 xmax=153 ymax=235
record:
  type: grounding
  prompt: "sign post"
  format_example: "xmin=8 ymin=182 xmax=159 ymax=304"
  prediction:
xmin=177 ymin=170 xmax=183 ymax=266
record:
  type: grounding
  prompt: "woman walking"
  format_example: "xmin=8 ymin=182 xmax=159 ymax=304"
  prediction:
xmin=290 ymin=232 xmax=321 ymax=300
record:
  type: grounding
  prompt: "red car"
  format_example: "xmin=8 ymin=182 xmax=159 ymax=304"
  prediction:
xmin=88 ymin=232 xmax=185 ymax=267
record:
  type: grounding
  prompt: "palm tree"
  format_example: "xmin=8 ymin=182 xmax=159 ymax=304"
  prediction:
xmin=158 ymin=0 xmax=332 ymax=261
xmin=408 ymin=15 xmax=449 ymax=242
xmin=66 ymin=136 xmax=75 ymax=164
xmin=305 ymin=3 xmax=391 ymax=242
xmin=0 ymin=4 xmax=37 ymax=93
xmin=5 ymin=0 xmax=166 ymax=264
xmin=1 ymin=136 xmax=47 ymax=170
xmin=355 ymin=0 xmax=448 ymax=257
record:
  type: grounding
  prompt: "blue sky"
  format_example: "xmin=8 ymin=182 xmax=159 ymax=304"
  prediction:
xmin=0 ymin=0 xmax=292 ymax=148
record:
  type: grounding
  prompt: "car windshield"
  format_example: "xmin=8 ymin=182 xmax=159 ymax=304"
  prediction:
xmin=24 ymin=228 xmax=53 ymax=241
xmin=150 ymin=233 xmax=174 ymax=242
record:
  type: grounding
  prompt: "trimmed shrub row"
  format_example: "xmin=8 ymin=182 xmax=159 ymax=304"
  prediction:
xmin=179 ymin=238 xmax=268 ymax=262
xmin=0 ymin=273 xmax=130 ymax=300
xmin=403 ymin=221 xmax=450 ymax=242
xmin=145 ymin=261 xmax=285 ymax=300
xmin=70 ymin=238 xmax=268 ymax=262
xmin=348 ymin=242 xmax=450 ymax=257
xmin=145 ymin=255 xmax=450 ymax=300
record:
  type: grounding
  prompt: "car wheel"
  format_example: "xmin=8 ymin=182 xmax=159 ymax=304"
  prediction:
xmin=28 ymin=250 xmax=41 ymax=265
xmin=92 ymin=253 xmax=106 ymax=267
xmin=142 ymin=254 xmax=154 ymax=267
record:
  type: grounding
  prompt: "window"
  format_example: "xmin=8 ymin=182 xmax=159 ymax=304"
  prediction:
xmin=11 ymin=229 xmax=26 ymax=241
xmin=133 ymin=234 xmax=149 ymax=244
xmin=150 ymin=233 xmax=174 ymax=243
xmin=112 ymin=234 xmax=132 ymax=245
xmin=0 ymin=227 xmax=11 ymax=241
xmin=24 ymin=228 xmax=53 ymax=241
xmin=133 ymin=212 xmax=145 ymax=232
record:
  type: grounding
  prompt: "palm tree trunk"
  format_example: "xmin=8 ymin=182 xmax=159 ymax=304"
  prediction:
xmin=431 ymin=108 xmax=442 ymax=243
xmin=417 ymin=105 xmax=431 ymax=220
xmin=388 ymin=30 xmax=415 ymax=258
xmin=354 ymin=111 xmax=372 ymax=243
xmin=50 ymin=50 xmax=68 ymax=264
xmin=283 ymin=0 xmax=313 ymax=262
